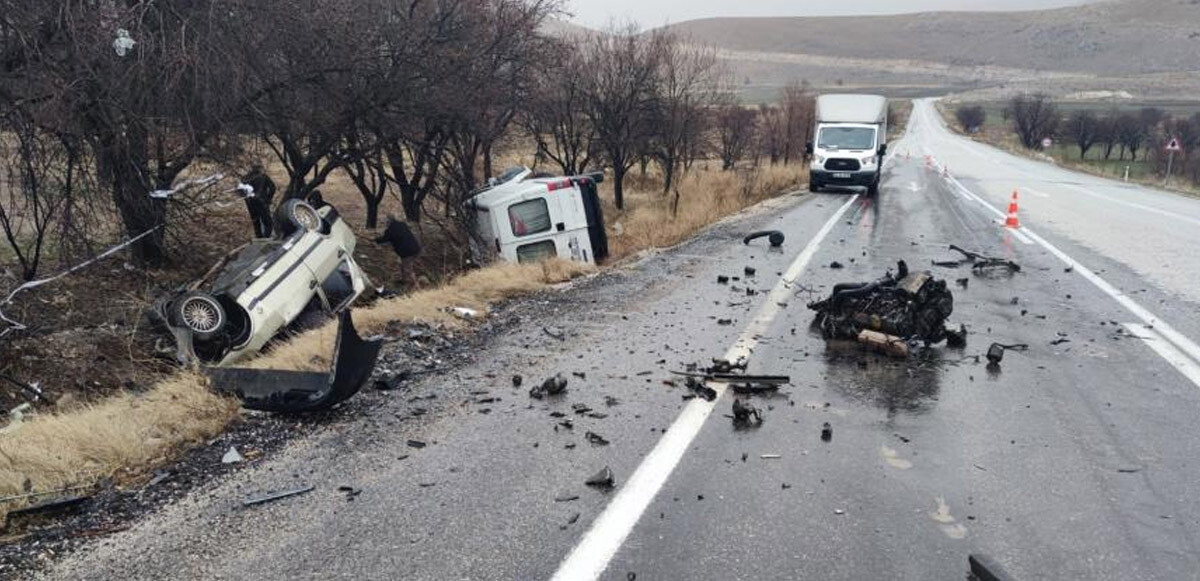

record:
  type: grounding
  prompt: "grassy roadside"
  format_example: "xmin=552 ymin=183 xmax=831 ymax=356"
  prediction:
xmin=0 ymin=164 xmax=805 ymax=517
xmin=936 ymin=101 xmax=1200 ymax=198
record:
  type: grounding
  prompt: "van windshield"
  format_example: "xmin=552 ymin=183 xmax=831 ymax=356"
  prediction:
xmin=818 ymin=127 xmax=876 ymax=151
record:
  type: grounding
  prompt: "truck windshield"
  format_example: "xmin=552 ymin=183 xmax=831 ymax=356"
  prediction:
xmin=818 ymin=127 xmax=876 ymax=151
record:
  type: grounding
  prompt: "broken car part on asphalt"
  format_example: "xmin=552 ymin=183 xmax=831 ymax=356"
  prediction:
xmin=985 ymin=343 xmax=1029 ymax=365
xmin=731 ymin=398 xmax=763 ymax=425
xmin=742 ymin=230 xmax=785 ymax=248
xmin=933 ymin=245 xmax=1021 ymax=275
xmin=585 ymin=466 xmax=615 ymax=488
xmin=242 ymin=484 xmax=315 ymax=507
xmin=809 ymin=260 xmax=957 ymax=349
xmin=207 ymin=310 xmax=382 ymax=412
xmin=529 ymin=374 xmax=568 ymax=399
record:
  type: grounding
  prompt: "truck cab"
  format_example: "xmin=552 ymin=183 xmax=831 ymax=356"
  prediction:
xmin=808 ymin=94 xmax=889 ymax=196
xmin=465 ymin=167 xmax=608 ymax=266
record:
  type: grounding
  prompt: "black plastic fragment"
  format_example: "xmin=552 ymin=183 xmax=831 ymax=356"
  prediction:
xmin=585 ymin=466 xmax=615 ymax=488
xmin=743 ymin=230 xmax=784 ymax=247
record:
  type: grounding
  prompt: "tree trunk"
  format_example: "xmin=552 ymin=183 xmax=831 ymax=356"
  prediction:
xmin=612 ymin=165 xmax=626 ymax=210
xmin=400 ymin=184 xmax=422 ymax=223
xmin=365 ymin=200 xmax=380 ymax=229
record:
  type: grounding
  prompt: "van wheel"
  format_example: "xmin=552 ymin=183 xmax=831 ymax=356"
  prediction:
xmin=809 ymin=180 xmax=821 ymax=193
xmin=275 ymin=199 xmax=322 ymax=237
xmin=172 ymin=292 xmax=226 ymax=340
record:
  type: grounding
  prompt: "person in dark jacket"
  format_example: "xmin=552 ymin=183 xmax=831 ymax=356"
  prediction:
xmin=235 ymin=182 xmax=273 ymax=238
xmin=374 ymin=215 xmax=422 ymax=287
xmin=241 ymin=163 xmax=277 ymax=208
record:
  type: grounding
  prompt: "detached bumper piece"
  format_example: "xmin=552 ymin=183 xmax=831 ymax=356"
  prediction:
xmin=208 ymin=310 xmax=382 ymax=412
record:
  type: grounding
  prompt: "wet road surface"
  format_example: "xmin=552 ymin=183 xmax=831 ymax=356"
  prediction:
xmin=39 ymin=105 xmax=1200 ymax=580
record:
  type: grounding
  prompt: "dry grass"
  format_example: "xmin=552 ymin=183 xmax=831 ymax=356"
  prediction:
xmin=0 ymin=373 xmax=238 ymax=501
xmin=604 ymin=164 xmax=807 ymax=261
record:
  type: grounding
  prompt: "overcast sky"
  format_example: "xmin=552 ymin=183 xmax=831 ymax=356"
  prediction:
xmin=564 ymin=0 xmax=1101 ymax=28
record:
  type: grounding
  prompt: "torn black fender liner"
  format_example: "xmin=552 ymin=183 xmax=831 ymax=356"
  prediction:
xmin=208 ymin=310 xmax=382 ymax=412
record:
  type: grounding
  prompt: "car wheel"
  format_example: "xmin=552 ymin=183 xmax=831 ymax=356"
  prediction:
xmin=173 ymin=292 xmax=226 ymax=340
xmin=809 ymin=180 xmax=821 ymax=193
xmin=276 ymin=199 xmax=322 ymax=237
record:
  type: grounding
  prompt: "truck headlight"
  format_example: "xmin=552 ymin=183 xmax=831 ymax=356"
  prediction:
xmin=861 ymin=156 xmax=876 ymax=166
xmin=814 ymin=155 xmax=826 ymax=166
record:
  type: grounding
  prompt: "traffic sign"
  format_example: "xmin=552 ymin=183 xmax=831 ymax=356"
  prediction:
xmin=1166 ymin=137 xmax=1182 ymax=152
xmin=1041 ymin=137 xmax=1053 ymax=149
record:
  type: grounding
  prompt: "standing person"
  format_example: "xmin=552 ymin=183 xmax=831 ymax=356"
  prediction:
xmin=374 ymin=215 xmax=422 ymax=288
xmin=241 ymin=163 xmax=277 ymax=209
xmin=235 ymin=183 xmax=273 ymax=238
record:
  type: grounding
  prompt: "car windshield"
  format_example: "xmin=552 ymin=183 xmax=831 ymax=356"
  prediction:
xmin=818 ymin=126 xmax=876 ymax=150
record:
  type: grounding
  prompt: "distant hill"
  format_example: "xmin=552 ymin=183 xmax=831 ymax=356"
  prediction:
xmin=664 ymin=0 xmax=1200 ymax=76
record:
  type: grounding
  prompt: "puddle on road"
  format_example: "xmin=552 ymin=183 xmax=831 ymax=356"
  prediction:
xmin=880 ymin=445 xmax=913 ymax=469
xmin=821 ymin=348 xmax=944 ymax=416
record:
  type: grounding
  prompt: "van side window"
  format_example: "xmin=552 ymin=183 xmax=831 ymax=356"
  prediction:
xmin=516 ymin=240 xmax=557 ymax=263
xmin=508 ymin=199 xmax=551 ymax=237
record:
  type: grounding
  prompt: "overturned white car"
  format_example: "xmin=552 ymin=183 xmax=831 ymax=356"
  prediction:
xmin=160 ymin=199 xmax=368 ymax=366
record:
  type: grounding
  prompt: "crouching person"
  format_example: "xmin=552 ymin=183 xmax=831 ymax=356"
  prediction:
xmin=374 ymin=215 xmax=422 ymax=288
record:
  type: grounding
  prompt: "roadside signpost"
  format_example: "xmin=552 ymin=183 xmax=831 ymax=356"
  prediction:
xmin=1165 ymin=137 xmax=1182 ymax=187
xmin=1041 ymin=137 xmax=1053 ymax=149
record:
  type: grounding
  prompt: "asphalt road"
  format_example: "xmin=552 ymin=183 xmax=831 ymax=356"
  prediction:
xmin=38 ymin=102 xmax=1200 ymax=581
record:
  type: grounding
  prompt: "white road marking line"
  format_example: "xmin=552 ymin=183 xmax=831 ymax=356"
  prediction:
xmin=1059 ymin=183 xmax=1200 ymax=227
xmin=1022 ymin=186 xmax=1051 ymax=199
xmin=1019 ymin=227 xmax=1200 ymax=367
xmin=1124 ymin=323 xmax=1200 ymax=389
xmin=549 ymin=194 xmax=861 ymax=581
xmin=942 ymin=172 xmax=1033 ymax=245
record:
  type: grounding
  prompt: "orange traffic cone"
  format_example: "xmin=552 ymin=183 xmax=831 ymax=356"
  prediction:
xmin=1005 ymin=190 xmax=1021 ymax=228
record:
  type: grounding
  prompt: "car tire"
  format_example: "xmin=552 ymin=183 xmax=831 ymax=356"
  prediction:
xmin=275 ymin=199 xmax=322 ymax=237
xmin=809 ymin=180 xmax=821 ymax=193
xmin=172 ymin=292 xmax=226 ymax=340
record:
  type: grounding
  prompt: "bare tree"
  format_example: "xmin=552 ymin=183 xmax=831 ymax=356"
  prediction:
xmin=1116 ymin=113 xmax=1145 ymax=161
xmin=781 ymin=82 xmax=815 ymax=164
xmin=1010 ymin=93 xmax=1059 ymax=150
xmin=581 ymin=25 xmax=663 ymax=209
xmin=523 ymin=45 xmax=596 ymax=176
xmin=1066 ymin=110 xmax=1101 ymax=160
xmin=714 ymin=101 xmax=758 ymax=171
xmin=757 ymin=104 xmax=785 ymax=165
xmin=646 ymin=35 xmax=719 ymax=193
xmin=955 ymin=105 xmax=987 ymax=133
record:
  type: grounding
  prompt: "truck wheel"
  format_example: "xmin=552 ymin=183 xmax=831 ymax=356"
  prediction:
xmin=172 ymin=292 xmax=226 ymax=340
xmin=275 ymin=199 xmax=322 ymax=237
xmin=809 ymin=179 xmax=821 ymax=193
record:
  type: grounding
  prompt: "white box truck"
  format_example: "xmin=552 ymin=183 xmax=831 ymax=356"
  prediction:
xmin=807 ymin=94 xmax=888 ymax=196
xmin=465 ymin=166 xmax=608 ymax=265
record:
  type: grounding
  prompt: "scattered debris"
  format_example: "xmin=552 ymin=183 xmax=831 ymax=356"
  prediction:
xmin=956 ymin=278 xmax=969 ymax=289
xmin=554 ymin=493 xmax=580 ymax=502
xmin=857 ymin=329 xmax=910 ymax=358
xmin=821 ymin=422 xmax=833 ymax=442
xmin=968 ymin=554 xmax=1016 ymax=581
xmin=242 ymin=484 xmax=314 ymax=507
xmin=406 ymin=440 xmax=427 ymax=449
xmin=585 ymin=431 xmax=610 ymax=446
xmin=743 ymin=230 xmax=785 ymax=247
xmin=945 ymin=325 xmax=968 ymax=349
xmin=5 ymin=494 xmax=90 ymax=523
xmin=542 ymin=326 xmax=566 ymax=341
xmin=809 ymin=260 xmax=957 ymax=347
xmin=585 ymin=466 xmax=615 ymax=488
xmin=717 ymin=318 xmax=733 ymax=326
xmin=450 ymin=306 xmax=480 ymax=320
xmin=985 ymin=343 xmax=1029 ymax=366
xmin=731 ymin=382 xmax=781 ymax=395
xmin=336 ymin=486 xmax=362 ymax=501
xmin=731 ymin=399 xmax=762 ymax=425
xmin=1050 ymin=337 xmax=1071 ymax=346
xmin=717 ymin=275 xmax=730 ymax=284
xmin=684 ymin=376 xmax=717 ymax=401
xmin=934 ymin=245 xmax=1021 ymax=275
xmin=221 ymin=446 xmax=244 ymax=464
xmin=706 ymin=358 xmax=748 ymax=373
xmin=512 ymin=375 xmax=523 ymax=387
xmin=529 ymin=374 xmax=568 ymax=399
xmin=561 ymin=512 xmax=581 ymax=529
xmin=744 ymin=266 xmax=757 ymax=277
xmin=830 ymin=261 xmax=845 ymax=269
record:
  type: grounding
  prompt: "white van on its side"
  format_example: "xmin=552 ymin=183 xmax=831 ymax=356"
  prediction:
xmin=465 ymin=167 xmax=609 ymax=265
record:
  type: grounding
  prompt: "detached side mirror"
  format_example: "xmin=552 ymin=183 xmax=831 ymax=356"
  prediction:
xmin=878 ymin=144 xmax=888 ymax=156
xmin=805 ymin=142 xmax=814 ymax=155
